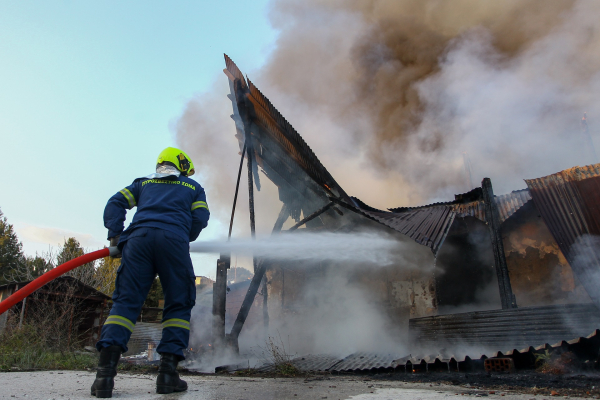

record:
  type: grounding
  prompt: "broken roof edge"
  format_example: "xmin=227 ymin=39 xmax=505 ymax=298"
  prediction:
xmin=524 ymin=162 xmax=600 ymax=184
xmin=0 ymin=275 xmax=112 ymax=300
xmin=347 ymin=187 xmax=534 ymax=253
xmin=332 ymin=197 xmax=454 ymax=256
xmin=223 ymin=54 xmax=352 ymax=205
xmin=245 ymin=78 xmax=351 ymax=202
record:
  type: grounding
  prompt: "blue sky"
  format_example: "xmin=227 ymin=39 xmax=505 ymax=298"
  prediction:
xmin=1 ymin=1 xmax=277 ymax=277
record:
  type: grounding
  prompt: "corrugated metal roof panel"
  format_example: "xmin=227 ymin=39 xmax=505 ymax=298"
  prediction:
xmin=451 ymin=189 xmax=531 ymax=223
xmin=126 ymin=322 xmax=162 ymax=356
xmin=452 ymin=201 xmax=486 ymax=222
xmin=251 ymin=328 xmax=600 ymax=373
xmin=287 ymin=354 xmax=342 ymax=372
xmin=246 ymin=80 xmax=351 ymax=202
xmin=346 ymin=187 xmax=532 ymax=255
xmin=368 ymin=207 xmax=456 ymax=254
xmin=329 ymin=352 xmax=404 ymax=372
xmin=409 ymin=303 xmax=600 ymax=351
xmin=350 ymin=189 xmax=530 ymax=255
xmin=224 ymin=54 xmax=247 ymax=88
xmin=340 ymin=198 xmax=456 ymax=255
xmin=494 ymin=189 xmax=532 ymax=222
xmin=223 ymin=55 xmax=351 ymax=206
xmin=525 ymin=163 xmax=600 ymax=308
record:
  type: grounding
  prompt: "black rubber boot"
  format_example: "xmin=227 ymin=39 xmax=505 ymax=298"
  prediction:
xmin=91 ymin=345 xmax=122 ymax=398
xmin=156 ymin=353 xmax=187 ymax=394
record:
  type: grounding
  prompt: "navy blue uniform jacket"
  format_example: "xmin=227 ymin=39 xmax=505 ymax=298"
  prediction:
xmin=104 ymin=175 xmax=210 ymax=244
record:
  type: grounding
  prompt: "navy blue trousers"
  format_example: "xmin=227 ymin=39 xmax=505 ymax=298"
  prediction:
xmin=96 ymin=227 xmax=196 ymax=359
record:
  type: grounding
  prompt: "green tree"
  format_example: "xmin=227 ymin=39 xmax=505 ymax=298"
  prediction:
xmin=94 ymin=256 xmax=120 ymax=296
xmin=56 ymin=237 xmax=85 ymax=265
xmin=59 ymin=237 xmax=98 ymax=288
xmin=144 ymin=277 xmax=164 ymax=308
xmin=24 ymin=255 xmax=53 ymax=278
xmin=0 ymin=208 xmax=24 ymax=284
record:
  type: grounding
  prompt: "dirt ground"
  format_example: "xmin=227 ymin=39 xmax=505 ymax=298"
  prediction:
xmin=0 ymin=370 xmax=599 ymax=400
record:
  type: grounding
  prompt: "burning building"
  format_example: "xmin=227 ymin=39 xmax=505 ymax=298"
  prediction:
xmin=204 ymin=55 xmax=600 ymax=360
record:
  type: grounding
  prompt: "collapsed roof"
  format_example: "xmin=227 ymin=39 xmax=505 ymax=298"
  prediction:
xmin=224 ymin=54 xmax=351 ymax=223
xmin=222 ymin=55 xmax=600 ymax=292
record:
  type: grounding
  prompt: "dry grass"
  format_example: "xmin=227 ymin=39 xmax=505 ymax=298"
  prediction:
xmin=257 ymin=333 xmax=300 ymax=376
xmin=0 ymin=277 xmax=102 ymax=371
xmin=535 ymin=350 xmax=579 ymax=375
xmin=0 ymin=323 xmax=97 ymax=371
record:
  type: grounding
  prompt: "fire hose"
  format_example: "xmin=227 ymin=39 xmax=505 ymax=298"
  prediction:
xmin=0 ymin=246 xmax=121 ymax=316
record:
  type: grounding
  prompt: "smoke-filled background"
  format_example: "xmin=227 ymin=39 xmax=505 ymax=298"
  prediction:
xmin=174 ymin=0 xmax=600 ymax=362
xmin=177 ymin=0 xmax=600 ymax=225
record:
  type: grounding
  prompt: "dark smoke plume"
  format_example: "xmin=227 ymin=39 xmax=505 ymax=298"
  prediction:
xmin=176 ymin=0 xmax=600 ymax=224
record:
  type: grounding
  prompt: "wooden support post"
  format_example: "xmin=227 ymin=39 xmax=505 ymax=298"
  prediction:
xmin=482 ymin=178 xmax=517 ymax=309
xmin=212 ymin=255 xmax=230 ymax=344
xmin=213 ymin=135 xmax=247 ymax=347
xmin=229 ymin=203 xmax=290 ymax=347
xmin=261 ymin=203 xmax=290 ymax=333
xmin=261 ymin=278 xmax=269 ymax=331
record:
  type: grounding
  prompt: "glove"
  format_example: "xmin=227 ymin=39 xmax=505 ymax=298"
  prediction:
xmin=108 ymin=235 xmax=121 ymax=258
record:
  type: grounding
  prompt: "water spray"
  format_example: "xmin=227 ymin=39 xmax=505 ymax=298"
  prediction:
xmin=190 ymin=232 xmax=401 ymax=266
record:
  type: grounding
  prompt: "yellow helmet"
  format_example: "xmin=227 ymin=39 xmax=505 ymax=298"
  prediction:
xmin=156 ymin=147 xmax=195 ymax=177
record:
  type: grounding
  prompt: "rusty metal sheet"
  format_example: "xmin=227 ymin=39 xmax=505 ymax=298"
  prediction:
xmin=452 ymin=189 xmax=531 ymax=224
xmin=350 ymin=188 xmax=531 ymax=255
xmin=251 ymin=328 xmax=600 ymax=373
xmin=246 ymin=80 xmax=351 ymax=202
xmin=526 ymin=163 xmax=600 ymax=307
xmin=409 ymin=303 xmax=600 ymax=351
xmin=452 ymin=200 xmax=486 ymax=222
xmin=224 ymin=54 xmax=247 ymax=88
xmin=223 ymin=55 xmax=351 ymax=207
xmin=329 ymin=352 xmax=404 ymax=372
xmin=291 ymin=354 xmax=343 ymax=372
xmin=339 ymin=197 xmax=456 ymax=255
xmin=494 ymin=189 xmax=532 ymax=223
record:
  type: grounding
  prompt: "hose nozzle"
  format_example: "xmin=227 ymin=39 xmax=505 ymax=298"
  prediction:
xmin=108 ymin=246 xmax=121 ymax=258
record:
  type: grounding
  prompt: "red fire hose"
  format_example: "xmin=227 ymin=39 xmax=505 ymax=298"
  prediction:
xmin=0 ymin=246 xmax=120 ymax=316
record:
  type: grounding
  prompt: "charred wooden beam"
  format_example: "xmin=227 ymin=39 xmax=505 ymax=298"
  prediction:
xmin=287 ymin=202 xmax=335 ymax=231
xmin=228 ymin=258 xmax=266 ymax=344
xmin=212 ymin=255 xmax=230 ymax=344
xmin=228 ymin=142 xmax=247 ymax=238
xmin=228 ymin=202 xmax=289 ymax=347
xmin=213 ymin=134 xmax=247 ymax=346
xmin=482 ymin=177 xmax=517 ymax=309
xmin=261 ymin=203 xmax=290 ymax=332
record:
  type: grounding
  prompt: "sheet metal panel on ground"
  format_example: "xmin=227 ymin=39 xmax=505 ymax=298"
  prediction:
xmin=409 ymin=303 xmax=600 ymax=349
xmin=256 ymin=329 xmax=600 ymax=373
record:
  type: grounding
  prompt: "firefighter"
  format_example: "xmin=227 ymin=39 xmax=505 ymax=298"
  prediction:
xmin=91 ymin=147 xmax=210 ymax=398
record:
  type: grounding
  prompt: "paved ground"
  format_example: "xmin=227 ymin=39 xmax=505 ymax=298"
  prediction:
xmin=0 ymin=371 xmax=589 ymax=400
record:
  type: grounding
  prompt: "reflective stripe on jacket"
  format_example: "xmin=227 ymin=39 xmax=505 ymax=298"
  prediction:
xmin=104 ymin=175 xmax=209 ymax=243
